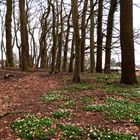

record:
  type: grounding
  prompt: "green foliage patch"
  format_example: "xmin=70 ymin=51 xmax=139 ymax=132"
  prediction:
xmin=52 ymin=110 xmax=71 ymax=119
xmin=42 ymin=90 xmax=67 ymax=102
xmin=63 ymin=100 xmax=76 ymax=109
xmin=83 ymin=98 xmax=140 ymax=120
xmin=80 ymin=97 xmax=95 ymax=104
xmin=65 ymin=82 xmax=95 ymax=92
xmin=11 ymin=115 xmax=53 ymax=139
xmin=88 ymin=126 xmax=137 ymax=140
xmin=58 ymin=124 xmax=84 ymax=140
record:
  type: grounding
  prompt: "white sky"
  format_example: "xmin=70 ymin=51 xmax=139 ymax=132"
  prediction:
xmin=133 ymin=0 xmax=140 ymax=64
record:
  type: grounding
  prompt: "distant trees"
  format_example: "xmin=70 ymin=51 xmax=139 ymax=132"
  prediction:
xmin=1 ymin=0 xmax=138 ymax=84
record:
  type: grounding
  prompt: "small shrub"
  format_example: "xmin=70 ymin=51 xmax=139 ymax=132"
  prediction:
xmin=11 ymin=114 xmax=53 ymax=139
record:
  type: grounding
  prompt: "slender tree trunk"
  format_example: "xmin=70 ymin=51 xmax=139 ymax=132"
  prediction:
xmin=96 ymin=0 xmax=103 ymax=73
xmin=19 ymin=0 xmax=28 ymax=71
xmin=71 ymin=0 xmax=81 ymax=83
xmin=50 ymin=3 xmax=57 ymax=73
xmin=104 ymin=0 xmax=118 ymax=73
xmin=68 ymin=36 xmax=74 ymax=73
xmin=90 ymin=0 xmax=95 ymax=73
xmin=5 ymin=0 xmax=14 ymax=67
xmin=55 ymin=0 xmax=63 ymax=72
xmin=81 ymin=0 xmax=88 ymax=72
xmin=62 ymin=11 xmax=71 ymax=72
xmin=120 ymin=0 xmax=138 ymax=84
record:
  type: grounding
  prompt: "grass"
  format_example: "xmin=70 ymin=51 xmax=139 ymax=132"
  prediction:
xmin=80 ymin=97 xmax=95 ymax=104
xmin=88 ymin=126 xmax=137 ymax=140
xmin=11 ymin=114 xmax=53 ymax=139
xmin=65 ymin=82 xmax=95 ymax=92
xmin=95 ymin=73 xmax=140 ymax=98
xmin=10 ymin=73 xmax=140 ymax=139
xmin=58 ymin=124 xmax=84 ymax=140
xmin=62 ymin=100 xmax=76 ymax=109
xmin=83 ymin=98 xmax=140 ymax=120
xmin=52 ymin=110 xmax=71 ymax=119
xmin=42 ymin=90 xmax=67 ymax=102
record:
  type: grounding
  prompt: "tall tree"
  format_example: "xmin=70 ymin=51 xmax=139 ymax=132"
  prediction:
xmin=120 ymin=0 xmax=138 ymax=84
xmin=96 ymin=0 xmax=103 ymax=73
xmin=19 ymin=0 xmax=28 ymax=71
xmin=62 ymin=11 xmax=71 ymax=72
xmin=5 ymin=0 xmax=14 ymax=67
xmin=50 ymin=2 xmax=57 ymax=73
xmin=90 ymin=0 xmax=95 ymax=73
xmin=55 ymin=0 xmax=64 ymax=72
xmin=71 ymin=0 xmax=81 ymax=83
xmin=81 ymin=0 xmax=88 ymax=72
xmin=104 ymin=0 xmax=118 ymax=73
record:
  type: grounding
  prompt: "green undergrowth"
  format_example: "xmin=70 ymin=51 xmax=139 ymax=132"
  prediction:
xmin=61 ymin=100 xmax=76 ymax=109
xmin=11 ymin=116 xmax=137 ymax=140
xmin=52 ymin=110 xmax=71 ymax=119
xmin=80 ymin=97 xmax=95 ymax=104
xmin=65 ymin=82 xmax=95 ymax=92
xmin=58 ymin=124 xmax=84 ymax=140
xmin=88 ymin=126 xmax=137 ymax=140
xmin=83 ymin=98 xmax=140 ymax=120
xmin=95 ymin=74 xmax=140 ymax=99
xmin=42 ymin=90 xmax=67 ymax=102
xmin=11 ymin=114 xmax=54 ymax=139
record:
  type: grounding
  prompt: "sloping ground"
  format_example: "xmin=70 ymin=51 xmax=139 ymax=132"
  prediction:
xmin=0 ymin=70 xmax=139 ymax=140
xmin=0 ymin=70 xmax=62 ymax=140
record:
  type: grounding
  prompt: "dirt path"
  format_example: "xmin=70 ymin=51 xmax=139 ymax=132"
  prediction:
xmin=0 ymin=70 xmax=62 ymax=140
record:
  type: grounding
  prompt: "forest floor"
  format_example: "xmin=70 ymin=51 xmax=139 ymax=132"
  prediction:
xmin=0 ymin=69 xmax=140 ymax=140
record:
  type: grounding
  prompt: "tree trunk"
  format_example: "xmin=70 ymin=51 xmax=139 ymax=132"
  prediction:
xmin=55 ymin=0 xmax=63 ymax=72
xmin=5 ymin=0 xmax=14 ymax=67
xmin=96 ymin=0 xmax=103 ymax=73
xmin=62 ymin=11 xmax=71 ymax=72
xmin=68 ymin=36 xmax=74 ymax=73
xmin=71 ymin=0 xmax=81 ymax=82
xmin=81 ymin=0 xmax=88 ymax=72
xmin=120 ymin=0 xmax=138 ymax=84
xmin=90 ymin=0 xmax=95 ymax=73
xmin=104 ymin=0 xmax=118 ymax=73
xmin=19 ymin=0 xmax=28 ymax=71
xmin=50 ymin=3 xmax=57 ymax=73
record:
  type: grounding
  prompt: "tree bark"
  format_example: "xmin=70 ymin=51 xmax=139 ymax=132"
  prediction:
xmin=71 ymin=0 xmax=81 ymax=83
xmin=81 ymin=0 xmax=88 ymax=72
xmin=90 ymin=0 xmax=95 ymax=73
xmin=5 ymin=0 xmax=14 ymax=67
xmin=104 ymin=0 xmax=118 ymax=73
xmin=120 ymin=0 xmax=138 ymax=84
xmin=96 ymin=0 xmax=103 ymax=73
xmin=19 ymin=0 xmax=28 ymax=71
